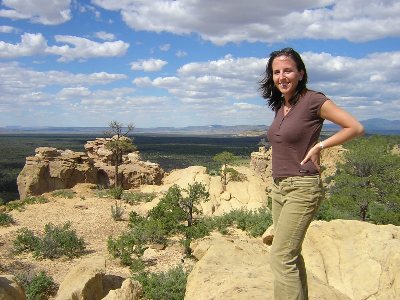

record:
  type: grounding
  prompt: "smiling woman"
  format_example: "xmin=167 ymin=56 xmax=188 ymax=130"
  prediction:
xmin=259 ymin=47 xmax=364 ymax=300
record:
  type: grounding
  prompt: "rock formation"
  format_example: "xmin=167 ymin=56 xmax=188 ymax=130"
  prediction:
xmin=17 ymin=138 xmax=164 ymax=199
xmin=0 ymin=275 xmax=26 ymax=300
xmin=139 ymin=165 xmax=269 ymax=216
xmin=185 ymin=219 xmax=400 ymax=300
xmin=249 ymin=145 xmax=346 ymax=189
xmin=250 ymin=145 xmax=272 ymax=188
xmin=55 ymin=256 xmax=142 ymax=300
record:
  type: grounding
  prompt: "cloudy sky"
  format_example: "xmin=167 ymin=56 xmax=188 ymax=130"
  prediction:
xmin=1 ymin=0 xmax=399 ymax=128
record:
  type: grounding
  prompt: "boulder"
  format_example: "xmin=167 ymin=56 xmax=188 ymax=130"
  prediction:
xmin=185 ymin=220 xmax=400 ymax=299
xmin=55 ymin=256 xmax=107 ymax=300
xmin=102 ymin=279 xmax=142 ymax=300
xmin=303 ymin=220 xmax=400 ymax=300
xmin=0 ymin=275 xmax=26 ymax=300
xmin=185 ymin=233 xmax=349 ymax=300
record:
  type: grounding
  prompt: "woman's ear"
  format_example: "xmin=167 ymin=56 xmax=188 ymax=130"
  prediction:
xmin=299 ymin=70 xmax=304 ymax=81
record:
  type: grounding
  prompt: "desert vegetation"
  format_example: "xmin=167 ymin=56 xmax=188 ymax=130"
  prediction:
xmin=317 ymin=135 xmax=400 ymax=225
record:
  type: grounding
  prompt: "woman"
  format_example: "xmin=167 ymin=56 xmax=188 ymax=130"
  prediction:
xmin=259 ymin=48 xmax=364 ymax=300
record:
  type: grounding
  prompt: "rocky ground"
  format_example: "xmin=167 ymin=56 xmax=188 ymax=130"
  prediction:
xmin=0 ymin=183 xmax=188 ymax=294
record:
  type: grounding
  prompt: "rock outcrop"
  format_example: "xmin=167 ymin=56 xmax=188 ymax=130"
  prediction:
xmin=250 ymin=146 xmax=272 ymax=188
xmin=185 ymin=220 xmax=400 ymax=300
xmin=17 ymin=138 xmax=164 ymax=199
xmin=0 ymin=275 xmax=26 ymax=300
xmin=140 ymin=165 xmax=269 ymax=216
xmin=55 ymin=256 xmax=142 ymax=300
xmin=249 ymin=145 xmax=346 ymax=189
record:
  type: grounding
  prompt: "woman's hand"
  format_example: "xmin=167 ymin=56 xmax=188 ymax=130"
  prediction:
xmin=301 ymin=144 xmax=321 ymax=168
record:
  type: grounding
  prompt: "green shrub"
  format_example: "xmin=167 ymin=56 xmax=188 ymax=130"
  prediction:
xmin=109 ymin=186 xmax=124 ymax=199
xmin=226 ymin=167 xmax=247 ymax=182
xmin=51 ymin=189 xmax=76 ymax=199
xmin=111 ymin=201 xmax=124 ymax=221
xmin=0 ymin=212 xmax=14 ymax=226
xmin=17 ymin=271 xmax=57 ymax=300
xmin=206 ymin=207 xmax=272 ymax=237
xmin=24 ymin=195 xmax=49 ymax=204
xmin=5 ymin=195 xmax=49 ymax=212
xmin=35 ymin=222 xmax=85 ymax=259
xmin=134 ymin=266 xmax=188 ymax=300
xmin=13 ymin=228 xmax=40 ymax=253
xmin=130 ymin=258 xmax=146 ymax=273
xmin=147 ymin=185 xmax=186 ymax=234
xmin=108 ymin=233 xmax=136 ymax=265
xmin=13 ymin=222 xmax=85 ymax=259
xmin=128 ymin=211 xmax=146 ymax=228
xmin=122 ymin=191 xmax=157 ymax=204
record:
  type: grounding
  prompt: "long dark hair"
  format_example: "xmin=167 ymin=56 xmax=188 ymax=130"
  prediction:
xmin=259 ymin=48 xmax=308 ymax=112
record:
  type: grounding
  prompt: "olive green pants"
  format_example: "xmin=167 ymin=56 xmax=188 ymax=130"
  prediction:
xmin=270 ymin=176 xmax=323 ymax=300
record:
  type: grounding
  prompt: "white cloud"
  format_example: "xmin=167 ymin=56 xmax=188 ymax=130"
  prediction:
xmin=0 ymin=33 xmax=47 ymax=58
xmin=92 ymin=0 xmax=400 ymax=44
xmin=47 ymin=35 xmax=129 ymax=62
xmin=0 ymin=33 xmax=130 ymax=61
xmin=133 ymin=77 xmax=153 ymax=87
xmin=0 ymin=62 xmax=126 ymax=99
xmin=0 ymin=25 xmax=19 ymax=33
xmin=131 ymin=58 xmax=168 ymax=72
xmin=130 ymin=50 xmax=400 ymax=122
xmin=159 ymin=43 xmax=170 ymax=51
xmin=57 ymin=87 xmax=91 ymax=100
xmin=233 ymin=102 xmax=262 ymax=110
xmin=176 ymin=50 xmax=187 ymax=57
xmin=0 ymin=0 xmax=71 ymax=25
xmin=95 ymin=31 xmax=116 ymax=41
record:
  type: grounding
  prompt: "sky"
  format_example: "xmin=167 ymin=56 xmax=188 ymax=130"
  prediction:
xmin=0 ymin=0 xmax=399 ymax=128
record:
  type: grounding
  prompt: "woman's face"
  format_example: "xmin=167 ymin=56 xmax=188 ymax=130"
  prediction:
xmin=272 ymin=55 xmax=304 ymax=101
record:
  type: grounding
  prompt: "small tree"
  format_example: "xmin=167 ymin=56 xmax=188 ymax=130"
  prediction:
xmin=179 ymin=182 xmax=210 ymax=227
xmin=213 ymin=151 xmax=237 ymax=188
xmin=105 ymin=121 xmax=136 ymax=187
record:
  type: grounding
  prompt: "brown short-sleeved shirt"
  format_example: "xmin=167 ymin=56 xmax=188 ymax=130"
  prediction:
xmin=266 ymin=90 xmax=328 ymax=178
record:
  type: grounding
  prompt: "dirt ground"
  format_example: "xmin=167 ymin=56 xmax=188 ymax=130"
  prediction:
xmin=0 ymin=183 xmax=188 ymax=294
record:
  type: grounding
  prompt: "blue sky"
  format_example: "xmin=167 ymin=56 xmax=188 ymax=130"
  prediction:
xmin=0 ymin=0 xmax=399 ymax=128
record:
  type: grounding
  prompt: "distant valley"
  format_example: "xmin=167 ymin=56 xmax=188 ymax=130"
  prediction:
xmin=1 ymin=118 xmax=399 ymax=135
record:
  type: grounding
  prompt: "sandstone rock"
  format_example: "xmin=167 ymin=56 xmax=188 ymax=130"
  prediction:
xmin=250 ymin=146 xmax=272 ymax=184
xmin=143 ymin=165 xmax=268 ymax=216
xmin=186 ymin=220 xmax=400 ymax=299
xmin=0 ymin=275 xmax=26 ymax=300
xmin=303 ymin=220 xmax=400 ymax=300
xmin=17 ymin=138 xmax=164 ymax=199
xmin=17 ymin=149 xmax=97 ymax=199
xmin=55 ymin=256 xmax=107 ymax=300
xmin=186 ymin=232 xmax=350 ymax=300
xmin=102 ymin=279 xmax=142 ymax=300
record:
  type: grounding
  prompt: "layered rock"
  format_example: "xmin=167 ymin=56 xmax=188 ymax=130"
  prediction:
xmin=17 ymin=147 xmax=97 ymax=200
xmin=185 ymin=220 xmax=400 ymax=299
xmin=17 ymin=138 xmax=164 ymax=199
xmin=250 ymin=146 xmax=272 ymax=188
xmin=140 ymin=165 xmax=268 ymax=216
